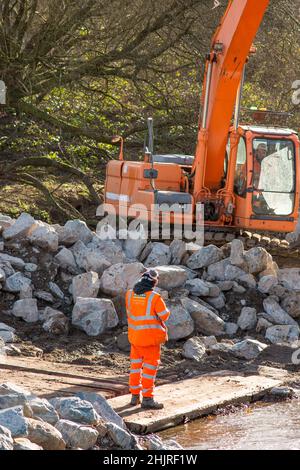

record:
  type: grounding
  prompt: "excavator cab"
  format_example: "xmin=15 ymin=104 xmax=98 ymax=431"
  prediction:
xmin=231 ymin=126 xmax=299 ymax=233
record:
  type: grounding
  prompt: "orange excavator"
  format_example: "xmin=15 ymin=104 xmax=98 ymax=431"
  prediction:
xmin=104 ymin=0 xmax=300 ymax=240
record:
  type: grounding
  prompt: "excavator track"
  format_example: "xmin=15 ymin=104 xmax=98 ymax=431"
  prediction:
xmin=202 ymin=228 xmax=299 ymax=261
xmin=155 ymin=227 xmax=299 ymax=262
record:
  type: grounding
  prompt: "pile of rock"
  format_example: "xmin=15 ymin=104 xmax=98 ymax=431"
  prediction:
xmin=0 ymin=212 xmax=300 ymax=363
xmin=0 ymin=381 xmax=181 ymax=450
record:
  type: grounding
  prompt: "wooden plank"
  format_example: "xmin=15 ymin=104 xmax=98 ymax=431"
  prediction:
xmin=0 ymin=357 xmax=128 ymax=384
xmin=0 ymin=357 xmax=129 ymax=398
xmin=0 ymin=362 xmax=127 ymax=392
xmin=108 ymin=370 xmax=282 ymax=434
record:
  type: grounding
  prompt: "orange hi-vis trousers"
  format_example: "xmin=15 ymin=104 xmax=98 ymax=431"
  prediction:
xmin=129 ymin=344 xmax=161 ymax=398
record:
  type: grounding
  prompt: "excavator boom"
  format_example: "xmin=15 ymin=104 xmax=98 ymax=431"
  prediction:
xmin=193 ymin=0 xmax=270 ymax=195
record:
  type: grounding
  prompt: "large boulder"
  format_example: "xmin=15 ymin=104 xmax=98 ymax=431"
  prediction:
xmin=144 ymin=243 xmax=171 ymax=267
xmin=224 ymin=265 xmax=247 ymax=281
xmin=4 ymin=272 xmax=31 ymax=293
xmin=256 ymin=317 xmax=273 ymax=334
xmin=204 ymin=293 xmax=226 ymax=310
xmin=217 ymin=280 xmax=234 ymax=291
xmin=155 ymin=266 xmax=188 ymax=291
xmin=12 ymin=299 xmax=39 ymax=323
xmin=28 ymin=397 xmax=59 ymax=425
xmin=0 ymin=323 xmax=16 ymax=343
xmin=54 ymin=248 xmax=78 ymax=273
xmin=237 ymin=307 xmax=257 ymax=331
xmin=81 ymin=251 xmax=111 ymax=275
xmin=207 ymin=258 xmax=231 ymax=281
xmin=265 ymin=325 xmax=300 ymax=345
xmin=72 ymin=272 xmax=100 ymax=302
xmin=169 ymin=240 xmax=188 ymax=265
xmin=48 ymin=282 xmax=65 ymax=300
xmin=77 ymin=392 xmax=125 ymax=430
xmin=230 ymin=239 xmax=245 ymax=267
xmin=165 ymin=301 xmax=194 ymax=340
xmin=244 ymin=247 xmax=272 ymax=274
xmin=50 ymin=397 xmax=99 ymax=425
xmin=0 ymin=215 xmax=14 ymax=230
xmin=278 ymin=268 xmax=300 ymax=291
xmin=70 ymin=240 xmax=89 ymax=270
xmin=0 ymin=267 xmax=6 ymax=284
xmin=0 ymin=425 xmax=14 ymax=450
xmin=72 ymin=298 xmax=118 ymax=336
xmin=185 ymin=279 xmax=210 ymax=296
xmin=117 ymin=332 xmax=130 ymax=352
xmin=225 ymin=322 xmax=239 ymax=336
xmin=42 ymin=307 xmax=69 ymax=335
xmin=28 ymin=221 xmax=59 ymax=252
xmin=231 ymin=339 xmax=268 ymax=360
xmin=258 ymin=261 xmax=279 ymax=279
xmin=123 ymin=228 xmax=148 ymax=260
xmin=263 ymin=297 xmax=298 ymax=326
xmin=0 ymin=406 xmax=28 ymax=437
xmin=187 ymin=245 xmax=223 ymax=269
xmin=0 ymin=382 xmax=31 ymax=409
xmin=0 ymin=253 xmax=25 ymax=270
xmin=2 ymin=213 xmax=37 ymax=241
xmin=25 ymin=417 xmax=66 ymax=450
xmin=281 ymin=293 xmax=300 ymax=319
xmin=258 ymin=275 xmax=278 ymax=294
xmin=58 ymin=220 xmax=93 ymax=246
xmin=180 ymin=297 xmax=225 ymax=336
xmin=182 ymin=337 xmax=206 ymax=361
xmin=34 ymin=290 xmax=54 ymax=303
xmin=111 ymin=295 xmax=127 ymax=326
xmin=100 ymin=262 xmax=144 ymax=297
xmin=203 ymin=282 xmax=221 ymax=298
xmin=86 ymin=238 xmax=125 ymax=265
xmin=106 ymin=422 xmax=137 ymax=449
xmin=13 ymin=438 xmax=42 ymax=450
xmin=55 ymin=419 xmax=98 ymax=449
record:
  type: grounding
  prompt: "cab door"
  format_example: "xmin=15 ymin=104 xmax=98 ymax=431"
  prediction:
xmin=230 ymin=134 xmax=252 ymax=227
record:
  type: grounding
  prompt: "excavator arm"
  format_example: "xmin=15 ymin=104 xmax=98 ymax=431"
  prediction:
xmin=193 ymin=0 xmax=270 ymax=197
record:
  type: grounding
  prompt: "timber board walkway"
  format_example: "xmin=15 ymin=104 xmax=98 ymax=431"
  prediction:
xmin=108 ymin=369 xmax=284 ymax=434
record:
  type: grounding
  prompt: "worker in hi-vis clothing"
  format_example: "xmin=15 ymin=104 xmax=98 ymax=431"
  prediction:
xmin=125 ymin=269 xmax=170 ymax=409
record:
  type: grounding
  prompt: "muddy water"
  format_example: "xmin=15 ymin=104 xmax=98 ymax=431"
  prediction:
xmin=160 ymin=400 xmax=300 ymax=450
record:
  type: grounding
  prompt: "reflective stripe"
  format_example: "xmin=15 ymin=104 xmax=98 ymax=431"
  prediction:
xmin=128 ymin=324 xmax=165 ymax=331
xmin=143 ymin=363 xmax=158 ymax=370
xmin=130 ymin=358 xmax=142 ymax=364
xmin=157 ymin=309 xmax=169 ymax=318
xmin=130 ymin=369 xmax=141 ymax=374
xmin=142 ymin=388 xmax=152 ymax=393
xmin=106 ymin=192 xmax=130 ymax=202
xmin=146 ymin=292 xmax=157 ymax=316
xmin=127 ymin=312 xmax=156 ymax=321
xmin=130 ymin=385 xmax=141 ymax=390
xmin=142 ymin=373 xmax=156 ymax=380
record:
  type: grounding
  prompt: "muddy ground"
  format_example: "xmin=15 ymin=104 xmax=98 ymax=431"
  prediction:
xmin=1 ymin=306 xmax=299 ymax=386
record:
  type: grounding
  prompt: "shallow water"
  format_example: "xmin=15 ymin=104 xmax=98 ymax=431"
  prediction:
xmin=160 ymin=400 xmax=300 ymax=450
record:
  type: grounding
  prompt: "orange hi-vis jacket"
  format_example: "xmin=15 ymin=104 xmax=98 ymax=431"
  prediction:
xmin=126 ymin=290 xmax=170 ymax=347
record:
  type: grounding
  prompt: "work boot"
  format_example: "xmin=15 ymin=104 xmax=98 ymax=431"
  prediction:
xmin=130 ymin=394 xmax=140 ymax=406
xmin=141 ymin=397 xmax=164 ymax=409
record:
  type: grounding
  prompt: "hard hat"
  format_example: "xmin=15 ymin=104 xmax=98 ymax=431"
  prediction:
xmin=142 ymin=269 xmax=159 ymax=282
